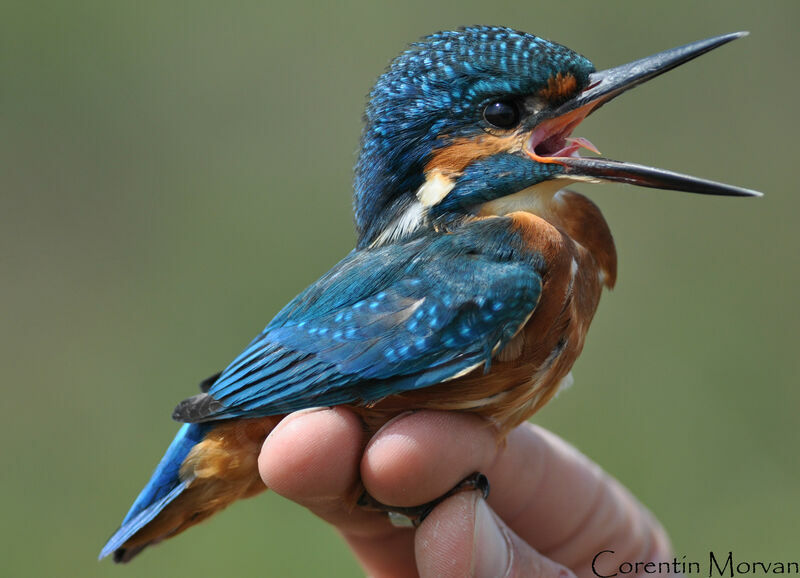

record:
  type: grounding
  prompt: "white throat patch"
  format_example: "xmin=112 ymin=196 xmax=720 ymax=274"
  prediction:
xmin=477 ymin=176 xmax=581 ymax=217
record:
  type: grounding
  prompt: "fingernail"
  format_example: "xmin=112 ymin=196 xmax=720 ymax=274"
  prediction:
xmin=472 ymin=496 xmax=511 ymax=577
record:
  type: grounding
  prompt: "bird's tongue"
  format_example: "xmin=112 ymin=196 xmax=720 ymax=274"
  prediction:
xmin=558 ymin=136 xmax=601 ymax=158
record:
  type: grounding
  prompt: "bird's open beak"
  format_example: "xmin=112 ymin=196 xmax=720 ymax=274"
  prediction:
xmin=525 ymin=32 xmax=762 ymax=198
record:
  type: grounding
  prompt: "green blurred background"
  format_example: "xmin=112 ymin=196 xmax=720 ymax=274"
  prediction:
xmin=3 ymin=1 xmax=798 ymax=576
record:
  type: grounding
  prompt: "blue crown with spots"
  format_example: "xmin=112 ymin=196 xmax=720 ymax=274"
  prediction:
xmin=354 ymin=26 xmax=594 ymax=247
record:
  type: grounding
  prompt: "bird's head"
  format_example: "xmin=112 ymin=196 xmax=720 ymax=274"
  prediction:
xmin=354 ymin=26 xmax=759 ymax=248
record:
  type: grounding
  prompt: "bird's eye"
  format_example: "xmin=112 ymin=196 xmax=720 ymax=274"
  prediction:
xmin=482 ymin=100 xmax=521 ymax=129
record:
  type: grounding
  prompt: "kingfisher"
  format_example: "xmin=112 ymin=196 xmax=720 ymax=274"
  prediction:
xmin=100 ymin=27 xmax=760 ymax=563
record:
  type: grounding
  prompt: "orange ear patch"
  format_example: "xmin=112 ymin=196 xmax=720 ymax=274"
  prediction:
xmin=425 ymin=133 xmax=520 ymax=174
xmin=538 ymin=73 xmax=578 ymax=103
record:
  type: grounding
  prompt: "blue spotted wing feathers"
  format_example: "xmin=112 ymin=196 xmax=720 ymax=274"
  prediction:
xmin=173 ymin=218 xmax=544 ymax=421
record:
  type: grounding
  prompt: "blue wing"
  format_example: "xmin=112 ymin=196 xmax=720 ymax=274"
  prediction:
xmin=173 ymin=218 xmax=544 ymax=422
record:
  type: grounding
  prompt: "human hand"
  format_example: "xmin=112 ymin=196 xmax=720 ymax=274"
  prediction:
xmin=259 ymin=408 xmax=672 ymax=577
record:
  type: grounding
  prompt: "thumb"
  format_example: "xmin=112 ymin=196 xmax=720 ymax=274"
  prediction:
xmin=415 ymin=491 xmax=576 ymax=578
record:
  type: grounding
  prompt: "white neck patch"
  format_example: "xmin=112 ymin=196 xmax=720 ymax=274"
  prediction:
xmin=416 ymin=170 xmax=456 ymax=207
xmin=370 ymin=171 xmax=457 ymax=248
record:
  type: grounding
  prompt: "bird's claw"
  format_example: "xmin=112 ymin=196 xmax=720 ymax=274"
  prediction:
xmin=357 ymin=471 xmax=490 ymax=528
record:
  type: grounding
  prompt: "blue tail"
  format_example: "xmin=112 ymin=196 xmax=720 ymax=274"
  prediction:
xmin=99 ymin=423 xmax=212 ymax=562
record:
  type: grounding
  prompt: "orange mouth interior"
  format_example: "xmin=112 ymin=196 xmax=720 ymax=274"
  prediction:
xmin=525 ymin=102 xmax=601 ymax=165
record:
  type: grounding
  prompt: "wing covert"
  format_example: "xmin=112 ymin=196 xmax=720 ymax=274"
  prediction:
xmin=173 ymin=218 xmax=545 ymax=422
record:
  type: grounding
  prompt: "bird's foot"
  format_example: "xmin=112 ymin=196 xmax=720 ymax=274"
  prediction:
xmin=357 ymin=471 xmax=490 ymax=528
